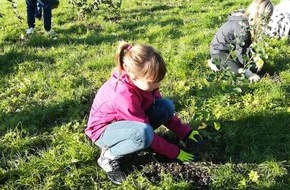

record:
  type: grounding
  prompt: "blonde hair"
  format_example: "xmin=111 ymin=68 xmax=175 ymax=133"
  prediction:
xmin=245 ymin=0 xmax=273 ymax=30
xmin=116 ymin=41 xmax=167 ymax=83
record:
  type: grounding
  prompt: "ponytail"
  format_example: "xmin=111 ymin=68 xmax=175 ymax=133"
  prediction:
xmin=116 ymin=41 xmax=132 ymax=78
xmin=114 ymin=41 xmax=167 ymax=87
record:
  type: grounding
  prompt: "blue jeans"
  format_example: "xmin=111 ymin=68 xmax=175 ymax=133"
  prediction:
xmin=95 ymin=98 xmax=175 ymax=159
xmin=26 ymin=0 xmax=52 ymax=31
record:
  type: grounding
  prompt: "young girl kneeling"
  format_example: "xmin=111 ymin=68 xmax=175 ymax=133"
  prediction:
xmin=86 ymin=41 xmax=199 ymax=185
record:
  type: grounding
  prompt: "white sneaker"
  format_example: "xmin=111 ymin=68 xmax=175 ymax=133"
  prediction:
xmin=26 ymin=27 xmax=34 ymax=35
xmin=45 ymin=29 xmax=57 ymax=36
xmin=97 ymin=149 xmax=116 ymax=172
xmin=98 ymin=154 xmax=114 ymax=172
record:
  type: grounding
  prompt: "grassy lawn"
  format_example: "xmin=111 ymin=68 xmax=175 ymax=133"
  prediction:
xmin=0 ymin=0 xmax=289 ymax=189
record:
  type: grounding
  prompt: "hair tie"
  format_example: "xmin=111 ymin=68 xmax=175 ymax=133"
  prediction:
xmin=126 ymin=45 xmax=132 ymax=52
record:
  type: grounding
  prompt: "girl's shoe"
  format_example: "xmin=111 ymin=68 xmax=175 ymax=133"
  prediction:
xmin=97 ymin=150 xmax=126 ymax=185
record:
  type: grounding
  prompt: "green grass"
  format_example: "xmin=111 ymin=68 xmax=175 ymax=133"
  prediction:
xmin=1 ymin=0 xmax=289 ymax=189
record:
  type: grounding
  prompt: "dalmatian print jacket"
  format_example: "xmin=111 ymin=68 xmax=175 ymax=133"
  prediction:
xmin=267 ymin=0 xmax=290 ymax=37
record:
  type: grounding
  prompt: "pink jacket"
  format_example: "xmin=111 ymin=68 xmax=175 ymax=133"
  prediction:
xmin=86 ymin=69 xmax=192 ymax=159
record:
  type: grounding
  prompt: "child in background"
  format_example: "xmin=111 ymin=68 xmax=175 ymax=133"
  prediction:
xmin=86 ymin=41 xmax=200 ymax=185
xmin=208 ymin=0 xmax=274 ymax=82
xmin=26 ymin=0 xmax=56 ymax=36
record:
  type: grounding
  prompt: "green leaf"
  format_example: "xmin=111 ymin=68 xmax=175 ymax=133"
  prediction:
xmin=214 ymin=122 xmax=221 ymax=131
xmin=207 ymin=73 xmax=216 ymax=82
xmin=248 ymin=170 xmax=259 ymax=182
xmin=232 ymin=87 xmax=242 ymax=93
xmin=198 ymin=122 xmax=207 ymax=130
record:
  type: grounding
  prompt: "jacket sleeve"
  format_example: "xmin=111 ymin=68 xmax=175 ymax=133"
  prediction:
xmin=164 ymin=115 xmax=192 ymax=139
xmin=150 ymin=133 xmax=180 ymax=159
xmin=235 ymin=23 xmax=251 ymax=65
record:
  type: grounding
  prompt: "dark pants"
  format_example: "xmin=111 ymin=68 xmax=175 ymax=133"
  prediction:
xmin=26 ymin=0 xmax=52 ymax=31
xmin=210 ymin=52 xmax=243 ymax=75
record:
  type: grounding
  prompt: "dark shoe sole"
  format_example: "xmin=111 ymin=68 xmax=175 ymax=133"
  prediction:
xmin=107 ymin=170 xmax=126 ymax=185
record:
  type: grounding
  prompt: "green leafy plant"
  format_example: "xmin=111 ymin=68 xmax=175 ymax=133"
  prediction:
xmin=69 ymin=0 xmax=122 ymax=20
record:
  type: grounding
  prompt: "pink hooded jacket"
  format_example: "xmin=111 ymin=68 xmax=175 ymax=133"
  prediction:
xmin=86 ymin=69 xmax=192 ymax=159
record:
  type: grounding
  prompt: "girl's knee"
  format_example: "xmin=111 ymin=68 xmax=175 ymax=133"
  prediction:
xmin=144 ymin=125 xmax=154 ymax=147
xmin=134 ymin=124 xmax=154 ymax=149
xmin=163 ymin=98 xmax=175 ymax=117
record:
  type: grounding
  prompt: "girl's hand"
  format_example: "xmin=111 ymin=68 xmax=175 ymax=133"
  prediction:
xmin=208 ymin=59 xmax=220 ymax=72
xmin=239 ymin=69 xmax=260 ymax=83
xmin=244 ymin=69 xmax=260 ymax=83
xmin=188 ymin=130 xmax=202 ymax=142
xmin=177 ymin=149 xmax=195 ymax=163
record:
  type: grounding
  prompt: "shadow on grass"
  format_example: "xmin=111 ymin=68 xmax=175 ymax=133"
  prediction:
xmin=199 ymin=111 xmax=290 ymax=164
xmin=120 ymin=3 xmax=181 ymax=17
xmin=0 ymin=47 xmax=55 ymax=76
xmin=0 ymin=91 xmax=95 ymax=182
xmin=0 ymin=92 xmax=94 ymax=136
xmin=23 ymin=17 xmax=185 ymax=49
xmin=261 ymin=56 xmax=290 ymax=75
xmin=18 ymin=3 xmax=185 ymax=48
xmin=170 ymin=73 xmax=289 ymax=163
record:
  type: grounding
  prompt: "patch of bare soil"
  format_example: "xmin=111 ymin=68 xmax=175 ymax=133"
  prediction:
xmin=120 ymin=136 xmax=215 ymax=189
